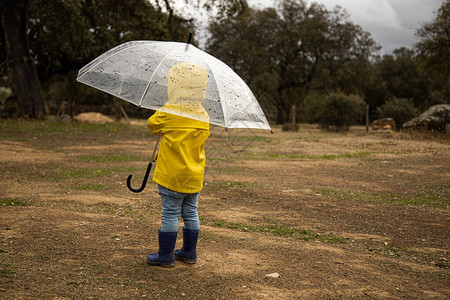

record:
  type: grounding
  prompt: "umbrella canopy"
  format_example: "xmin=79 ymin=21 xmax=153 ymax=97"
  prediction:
xmin=76 ymin=40 xmax=271 ymax=131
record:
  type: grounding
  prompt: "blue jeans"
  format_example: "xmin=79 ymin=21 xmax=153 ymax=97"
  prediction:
xmin=158 ymin=185 xmax=200 ymax=232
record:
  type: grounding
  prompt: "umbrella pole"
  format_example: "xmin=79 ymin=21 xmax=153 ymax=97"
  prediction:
xmin=127 ymin=135 xmax=161 ymax=193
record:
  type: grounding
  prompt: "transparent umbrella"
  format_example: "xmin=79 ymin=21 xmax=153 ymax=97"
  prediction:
xmin=76 ymin=37 xmax=271 ymax=131
xmin=76 ymin=35 xmax=271 ymax=192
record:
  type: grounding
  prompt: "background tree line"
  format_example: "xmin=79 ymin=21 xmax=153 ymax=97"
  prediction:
xmin=1 ymin=0 xmax=448 ymax=130
xmin=1 ymin=0 xmax=197 ymax=118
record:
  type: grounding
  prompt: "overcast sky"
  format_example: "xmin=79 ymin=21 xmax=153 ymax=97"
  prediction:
xmin=168 ymin=0 xmax=443 ymax=54
xmin=248 ymin=0 xmax=444 ymax=54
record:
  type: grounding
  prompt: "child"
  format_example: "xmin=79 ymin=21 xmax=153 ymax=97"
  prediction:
xmin=146 ymin=62 xmax=210 ymax=268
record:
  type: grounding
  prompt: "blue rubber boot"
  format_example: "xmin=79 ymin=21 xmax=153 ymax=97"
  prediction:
xmin=147 ymin=230 xmax=177 ymax=268
xmin=174 ymin=227 xmax=199 ymax=264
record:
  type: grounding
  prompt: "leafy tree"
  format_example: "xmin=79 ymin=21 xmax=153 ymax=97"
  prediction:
xmin=31 ymin=0 xmax=192 ymax=117
xmin=1 ymin=0 xmax=195 ymax=118
xmin=362 ymin=67 xmax=388 ymax=121
xmin=1 ymin=0 xmax=45 ymax=118
xmin=1 ymin=0 xmax=251 ymax=118
xmin=150 ymin=0 xmax=248 ymax=20
xmin=28 ymin=0 xmax=191 ymax=83
xmin=300 ymin=92 xmax=327 ymax=123
xmin=206 ymin=0 xmax=378 ymax=124
xmin=318 ymin=93 xmax=365 ymax=132
xmin=373 ymin=48 xmax=429 ymax=108
xmin=415 ymin=0 xmax=450 ymax=102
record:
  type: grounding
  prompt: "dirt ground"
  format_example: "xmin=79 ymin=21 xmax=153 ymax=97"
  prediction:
xmin=0 ymin=119 xmax=449 ymax=299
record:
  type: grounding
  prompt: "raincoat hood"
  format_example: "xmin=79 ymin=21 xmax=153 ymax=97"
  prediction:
xmin=161 ymin=62 xmax=209 ymax=123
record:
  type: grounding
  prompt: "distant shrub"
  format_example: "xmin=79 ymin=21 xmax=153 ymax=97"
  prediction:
xmin=281 ymin=123 xmax=299 ymax=131
xmin=318 ymin=93 xmax=366 ymax=132
xmin=300 ymin=93 xmax=327 ymax=123
xmin=377 ymin=97 xmax=419 ymax=129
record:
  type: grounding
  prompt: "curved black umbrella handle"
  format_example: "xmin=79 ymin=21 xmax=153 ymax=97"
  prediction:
xmin=127 ymin=161 xmax=153 ymax=193
xmin=126 ymin=135 xmax=161 ymax=193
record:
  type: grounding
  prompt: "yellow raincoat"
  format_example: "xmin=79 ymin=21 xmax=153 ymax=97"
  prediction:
xmin=147 ymin=63 xmax=210 ymax=193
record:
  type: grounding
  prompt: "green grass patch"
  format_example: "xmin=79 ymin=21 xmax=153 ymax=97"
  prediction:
xmin=40 ymin=166 xmax=139 ymax=181
xmin=0 ymin=119 xmax=151 ymax=149
xmin=65 ymin=202 xmax=150 ymax=219
xmin=217 ymin=135 xmax=275 ymax=143
xmin=0 ymin=198 xmax=30 ymax=206
xmin=208 ymin=166 xmax=246 ymax=173
xmin=364 ymin=242 xmax=403 ymax=257
xmin=207 ymin=157 xmax=227 ymax=162
xmin=0 ymin=265 xmax=13 ymax=278
xmin=199 ymin=216 xmax=348 ymax=244
xmin=66 ymin=168 xmax=114 ymax=179
xmin=245 ymin=151 xmax=371 ymax=161
xmin=0 ymin=119 xmax=131 ymax=134
xmin=434 ymin=257 xmax=450 ymax=269
xmin=71 ymin=184 xmax=107 ymax=191
xmin=77 ymin=155 xmax=141 ymax=163
xmin=316 ymin=187 xmax=449 ymax=209
xmin=205 ymin=181 xmax=258 ymax=191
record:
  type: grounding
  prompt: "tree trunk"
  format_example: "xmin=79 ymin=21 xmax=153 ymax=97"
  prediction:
xmin=291 ymin=104 xmax=296 ymax=131
xmin=1 ymin=0 xmax=45 ymax=118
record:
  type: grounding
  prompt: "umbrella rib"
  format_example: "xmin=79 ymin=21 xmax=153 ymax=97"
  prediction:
xmin=208 ymin=71 xmax=229 ymax=129
xmin=137 ymin=47 xmax=180 ymax=108
xmin=216 ymin=82 xmax=229 ymax=130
